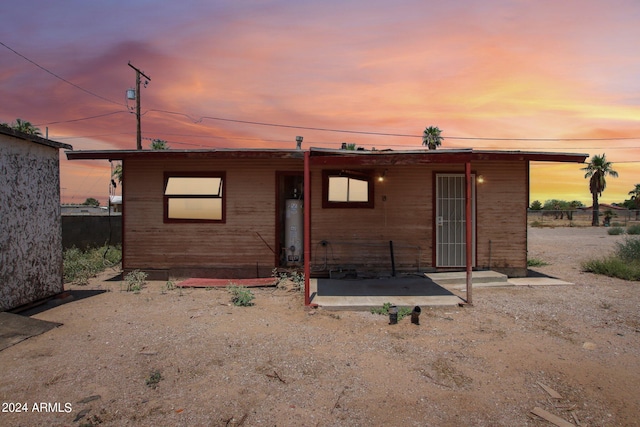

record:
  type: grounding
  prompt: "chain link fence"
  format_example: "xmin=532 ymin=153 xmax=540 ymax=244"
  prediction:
xmin=528 ymin=209 xmax=640 ymax=227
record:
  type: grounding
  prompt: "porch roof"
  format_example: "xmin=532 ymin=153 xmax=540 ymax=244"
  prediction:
xmin=308 ymin=148 xmax=589 ymax=165
xmin=65 ymin=148 xmax=304 ymax=161
xmin=65 ymin=147 xmax=588 ymax=164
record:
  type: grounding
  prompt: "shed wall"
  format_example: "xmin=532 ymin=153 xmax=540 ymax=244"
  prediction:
xmin=0 ymin=136 xmax=64 ymax=310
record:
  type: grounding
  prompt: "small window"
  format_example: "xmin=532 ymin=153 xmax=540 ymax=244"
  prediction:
xmin=164 ymin=173 xmax=225 ymax=222
xmin=322 ymin=170 xmax=374 ymax=208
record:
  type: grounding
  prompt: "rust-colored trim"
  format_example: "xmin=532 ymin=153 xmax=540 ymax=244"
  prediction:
xmin=465 ymin=162 xmax=473 ymax=305
xmin=121 ymin=159 xmax=127 ymax=271
xmin=321 ymin=169 xmax=375 ymax=209
xmin=304 ymin=152 xmax=311 ymax=306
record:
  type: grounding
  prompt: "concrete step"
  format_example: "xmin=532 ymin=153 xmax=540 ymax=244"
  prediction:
xmin=425 ymin=270 xmax=508 ymax=285
xmin=311 ymin=295 xmax=463 ymax=310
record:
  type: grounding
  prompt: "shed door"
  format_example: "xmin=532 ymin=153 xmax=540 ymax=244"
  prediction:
xmin=435 ymin=174 xmax=475 ymax=267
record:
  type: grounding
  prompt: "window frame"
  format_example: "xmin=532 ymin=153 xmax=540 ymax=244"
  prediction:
xmin=163 ymin=171 xmax=226 ymax=223
xmin=322 ymin=169 xmax=375 ymax=209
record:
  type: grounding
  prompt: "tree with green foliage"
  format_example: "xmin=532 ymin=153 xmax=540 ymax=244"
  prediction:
xmin=82 ymin=197 xmax=100 ymax=207
xmin=422 ymin=126 xmax=443 ymax=150
xmin=150 ymin=139 xmax=169 ymax=150
xmin=112 ymin=164 xmax=123 ymax=185
xmin=628 ymin=183 xmax=640 ymax=220
xmin=5 ymin=118 xmax=42 ymax=136
xmin=581 ymin=154 xmax=618 ymax=226
xmin=529 ymin=200 xmax=542 ymax=210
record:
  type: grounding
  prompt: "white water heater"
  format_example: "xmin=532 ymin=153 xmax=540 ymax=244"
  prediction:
xmin=285 ymin=199 xmax=303 ymax=265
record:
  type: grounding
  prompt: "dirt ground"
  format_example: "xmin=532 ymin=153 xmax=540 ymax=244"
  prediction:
xmin=1 ymin=227 xmax=639 ymax=427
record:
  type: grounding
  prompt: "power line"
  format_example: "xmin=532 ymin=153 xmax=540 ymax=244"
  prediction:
xmin=35 ymin=110 xmax=130 ymax=126
xmin=2 ymin=42 xmax=638 ymax=145
xmin=146 ymin=108 xmax=640 ymax=142
xmin=0 ymin=41 xmax=125 ymax=107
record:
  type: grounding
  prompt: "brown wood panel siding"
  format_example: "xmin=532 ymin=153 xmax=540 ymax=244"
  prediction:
xmin=310 ymin=161 xmax=528 ymax=275
xmin=310 ymin=165 xmax=437 ymax=273
xmin=123 ymin=158 xmax=301 ymax=277
xmin=473 ymin=160 xmax=528 ymax=275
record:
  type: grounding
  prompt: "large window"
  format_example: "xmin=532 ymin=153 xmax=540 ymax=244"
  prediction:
xmin=322 ymin=170 xmax=374 ymax=208
xmin=164 ymin=172 xmax=225 ymax=222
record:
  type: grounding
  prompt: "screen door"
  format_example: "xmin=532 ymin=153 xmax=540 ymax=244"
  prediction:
xmin=436 ymin=174 xmax=475 ymax=267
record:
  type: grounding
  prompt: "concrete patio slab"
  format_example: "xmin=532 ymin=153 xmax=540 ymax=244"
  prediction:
xmin=309 ymin=277 xmax=464 ymax=309
xmin=508 ymin=277 xmax=574 ymax=286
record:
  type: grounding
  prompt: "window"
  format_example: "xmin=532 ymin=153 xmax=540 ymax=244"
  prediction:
xmin=322 ymin=170 xmax=374 ymax=208
xmin=164 ymin=172 xmax=225 ymax=222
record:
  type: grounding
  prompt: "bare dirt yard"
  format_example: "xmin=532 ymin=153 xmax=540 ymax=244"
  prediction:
xmin=1 ymin=227 xmax=639 ymax=426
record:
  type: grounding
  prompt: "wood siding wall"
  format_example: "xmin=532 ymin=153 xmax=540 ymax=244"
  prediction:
xmin=122 ymin=157 xmax=528 ymax=279
xmin=309 ymin=160 xmax=529 ymax=276
xmin=310 ymin=164 xmax=433 ymax=274
xmin=474 ymin=160 xmax=528 ymax=276
xmin=123 ymin=158 xmax=302 ymax=278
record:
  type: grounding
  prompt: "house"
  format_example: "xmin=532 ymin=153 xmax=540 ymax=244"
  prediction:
xmin=1 ymin=125 xmax=72 ymax=311
xmin=66 ymin=147 xmax=587 ymax=304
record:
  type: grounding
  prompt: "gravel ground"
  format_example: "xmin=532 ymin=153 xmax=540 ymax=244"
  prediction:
xmin=1 ymin=226 xmax=638 ymax=427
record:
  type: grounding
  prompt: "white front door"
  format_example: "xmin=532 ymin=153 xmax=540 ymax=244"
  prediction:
xmin=435 ymin=174 xmax=475 ymax=267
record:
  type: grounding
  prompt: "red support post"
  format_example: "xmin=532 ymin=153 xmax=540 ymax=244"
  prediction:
xmin=304 ymin=151 xmax=311 ymax=306
xmin=465 ymin=161 xmax=473 ymax=305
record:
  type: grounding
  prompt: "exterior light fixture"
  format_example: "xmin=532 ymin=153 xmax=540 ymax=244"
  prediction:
xmin=477 ymin=175 xmax=485 ymax=184
xmin=378 ymin=169 xmax=388 ymax=182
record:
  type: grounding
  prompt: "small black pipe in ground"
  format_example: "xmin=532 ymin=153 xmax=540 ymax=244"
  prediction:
xmin=389 ymin=240 xmax=396 ymax=277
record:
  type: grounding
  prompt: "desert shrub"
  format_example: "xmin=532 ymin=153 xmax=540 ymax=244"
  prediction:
xmin=607 ymin=227 xmax=625 ymax=235
xmin=627 ymin=224 xmax=640 ymax=235
xmin=272 ymin=269 xmax=305 ymax=292
xmin=371 ymin=302 xmax=412 ymax=321
xmin=582 ymin=257 xmax=640 ymax=281
xmin=145 ymin=369 xmax=163 ymax=389
xmin=582 ymin=238 xmax=640 ymax=280
xmin=616 ymin=237 xmax=640 ymax=262
xmin=64 ymin=245 xmax=122 ymax=285
xmin=125 ymin=269 xmax=147 ymax=292
xmin=228 ymin=285 xmax=255 ymax=306
xmin=527 ymin=258 xmax=549 ymax=267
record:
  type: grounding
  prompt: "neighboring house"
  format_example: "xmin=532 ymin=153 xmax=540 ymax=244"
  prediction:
xmin=0 ymin=125 xmax=72 ymax=311
xmin=66 ymin=147 xmax=587 ymax=294
xmin=61 ymin=205 xmax=109 ymax=215
xmin=109 ymin=195 xmax=123 ymax=213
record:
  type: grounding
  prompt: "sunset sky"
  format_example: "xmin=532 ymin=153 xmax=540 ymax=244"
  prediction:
xmin=2 ymin=1 xmax=639 ymax=206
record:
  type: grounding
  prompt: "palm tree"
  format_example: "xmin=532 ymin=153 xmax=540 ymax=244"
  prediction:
xmin=12 ymin=118 xmax=42 ymax=136
xmin=112 ymin=164 xmax=123 ymax=185
xmin=629 ymin=183 xmax=640 ymax=220
xmin=422 ymin=126 xmax=443 ymax=150
xmin=150 ymin=139 xmax=169 ymax=150
xmin=581 ymin=154 xmax=618 ymax=226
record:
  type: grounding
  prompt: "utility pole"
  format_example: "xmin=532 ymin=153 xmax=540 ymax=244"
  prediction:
xmin=128 ymin=62 xmax=151 ymax=150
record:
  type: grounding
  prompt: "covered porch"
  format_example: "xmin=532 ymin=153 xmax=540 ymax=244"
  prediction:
xmin=308 ymin=270 xmax=509 ymax=309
